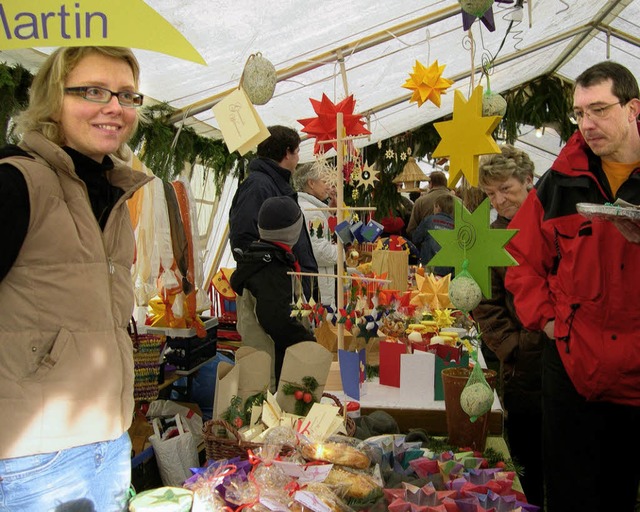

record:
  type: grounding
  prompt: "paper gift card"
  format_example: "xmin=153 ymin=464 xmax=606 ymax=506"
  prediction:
xmin=213 ymin=87 xmax=270 ymax=155
xmin=400 ymin=351 xmax=435 ymax=405
xmin=212 ymin=361 xmax=239 ymax=421
xmin=338 ymin=348 xmax=365 ymax=400
xmin=360 ymin=219 xmax=384 ymax=242
xmin=276 ymin=342 xmax=332 ymax=414
xmin=235 ymin=346 xmax=271 ymax=402
xmin=379 ymin=340 xmax=407 ymax=388
xmin=335 ymin=220 xmax=354 ymax=245
xmin=350 ymin=221 xmax=364 ymax=242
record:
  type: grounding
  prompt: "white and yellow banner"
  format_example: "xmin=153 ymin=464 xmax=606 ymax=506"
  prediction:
xmin=0 ymin=1 xmax=205 ymax=64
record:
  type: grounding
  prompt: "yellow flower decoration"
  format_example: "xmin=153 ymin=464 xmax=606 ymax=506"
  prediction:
xmin=432 ymin=85 xmax=501 ymax=188
xmin=434 ymin=308 xmax=455 ymax=328
xmin=385 ymin=148 xmax=395 ymax=159
xmin=402 ymin=60 xmax=454 ymax=108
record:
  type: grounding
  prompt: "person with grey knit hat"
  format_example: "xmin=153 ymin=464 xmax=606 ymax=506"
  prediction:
xmin=231 ymin=196 xmax=316 ymax=390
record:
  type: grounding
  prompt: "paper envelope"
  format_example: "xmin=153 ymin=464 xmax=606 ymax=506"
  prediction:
xmin=236 ymin=346 xmax=271 ymax=403
xmin=276 ymin=342 xmax=332 ymax=414
xmin=212 ymin=87 xmax=270 ymax=155
xmin=212 ymin=361 xmax=239 ymax=422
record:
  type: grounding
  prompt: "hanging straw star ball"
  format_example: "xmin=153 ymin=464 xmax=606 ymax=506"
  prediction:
xmin=448 ymin=274 xmax=483 ymax=312
xmin=459 ymin=0 xmax=495 ymax=17
xmin=482 ymin=91 xmax=507 ymax=117
xmin=242 ymin=53 xmax=277 ymax=105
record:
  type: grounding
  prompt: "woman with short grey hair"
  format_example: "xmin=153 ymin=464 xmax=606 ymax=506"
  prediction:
xmin=294 ymin=162 xmax=339 ymax=307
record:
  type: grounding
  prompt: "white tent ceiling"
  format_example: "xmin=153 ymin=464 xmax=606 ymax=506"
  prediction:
xmin=1 ymin=0 xmax=638 ymax=166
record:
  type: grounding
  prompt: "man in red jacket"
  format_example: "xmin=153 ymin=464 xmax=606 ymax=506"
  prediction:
xmin=505 ymin=61 xmax=640 ymax=511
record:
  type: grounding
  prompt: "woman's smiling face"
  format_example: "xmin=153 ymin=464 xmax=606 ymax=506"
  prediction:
xmin=59 ymin=52 xmax=138 ymax=162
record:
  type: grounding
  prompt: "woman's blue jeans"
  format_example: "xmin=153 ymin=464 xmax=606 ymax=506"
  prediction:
xmin=0 ymin=432 xmax=131 ymax=512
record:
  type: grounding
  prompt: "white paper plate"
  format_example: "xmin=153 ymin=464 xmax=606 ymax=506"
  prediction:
xmin=576 ymin=202 xmax=640 ymax=222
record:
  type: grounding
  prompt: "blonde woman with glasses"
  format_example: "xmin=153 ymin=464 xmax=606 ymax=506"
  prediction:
xmin=0 ymin=47 xmax=150 ymax=511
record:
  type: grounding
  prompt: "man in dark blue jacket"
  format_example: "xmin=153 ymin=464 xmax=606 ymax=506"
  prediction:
xmin=229 ymin=125 xmax=318 ymax=300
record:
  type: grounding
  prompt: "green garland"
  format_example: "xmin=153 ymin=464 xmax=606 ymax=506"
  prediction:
xmin=421 ymin=435 xmax=524 ymax=476
xmin=0 ymin=62 xmax=33 ymax=145
xmin=129 ymin=102 xmax=249 ymax=189
xmin=501 ymin=74 xmax=575 ymax=144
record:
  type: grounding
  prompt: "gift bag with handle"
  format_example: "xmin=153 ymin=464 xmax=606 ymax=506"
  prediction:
xmin=148 ymin=414 xmax=199 ymax=487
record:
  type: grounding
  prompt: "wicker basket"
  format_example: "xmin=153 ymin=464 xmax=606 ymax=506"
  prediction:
xmin=203 ymin=393 xmax=356 ymax=461
xmin=203 ymin=419 xmax=266 ymax=461
xmin=322 ymin=392 xmax=357 ymax=437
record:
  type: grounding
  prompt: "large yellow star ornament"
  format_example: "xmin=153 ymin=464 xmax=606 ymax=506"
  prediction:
xmin=402 ymin=60 xmax=454 ymax=108
xmin=432 ymin=85 xmax=501 ymax=188
xmin=411 ymin=273 xmax=452 ymax=310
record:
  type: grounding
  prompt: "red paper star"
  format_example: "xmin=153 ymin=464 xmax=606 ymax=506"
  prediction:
xmin=298 ymin=94 xmax=371 ymax=154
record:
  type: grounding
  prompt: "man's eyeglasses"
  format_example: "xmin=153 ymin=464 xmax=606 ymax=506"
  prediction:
xmin=570 ymin=101 xmax=623 ymax=125
xmin=64 ymin=86 xmax=144 ymax=108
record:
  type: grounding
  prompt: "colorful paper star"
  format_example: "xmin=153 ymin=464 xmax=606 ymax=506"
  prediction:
xmin=432 ymin=86 xmax=501 ymax=188
xmin=411 ymin=273 xmax=452 ymax=310
xmin=298 ymin=94 xmax=371 ymax=154
xmin=402 ymin=60 xmax=455 ymax=108
xmin=428 ymin=198 xmax=518 ymax=298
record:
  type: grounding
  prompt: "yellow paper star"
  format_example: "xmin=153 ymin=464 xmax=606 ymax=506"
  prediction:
xmin=434 ymin=308 xmax=455 ymax=329
xmin=432 ymin=85 xmax=501 ymax=188
xmin=411 ymin=273 xmax=452 ymax=310
xmin=402 ymin=60 xmax=455 ymax=108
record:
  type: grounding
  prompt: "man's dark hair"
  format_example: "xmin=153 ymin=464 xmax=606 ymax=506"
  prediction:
xmin=574 ymin=61 xmax=639 ymax=104
xmin=429 ymin=171 xmax=448 ymax=188
xmin=257 ymin=125 xmax=300 ymax=162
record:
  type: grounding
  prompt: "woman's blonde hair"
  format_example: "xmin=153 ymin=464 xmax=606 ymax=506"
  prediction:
xmin=14 ymin=46 xmax=141 ymax=159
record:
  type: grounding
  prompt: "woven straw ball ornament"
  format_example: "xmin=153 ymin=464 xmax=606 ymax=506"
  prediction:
xmin=448 ymin=274 xmax=483 ymax=312
xmin=242 ymin=53 xmax=277 ymax=105
xmin=482 ymin=92 xmax=507 ymax=117
xmin=459 ymin=0 xmax=494 ymax=17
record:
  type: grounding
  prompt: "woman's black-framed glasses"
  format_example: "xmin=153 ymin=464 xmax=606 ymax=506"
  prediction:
xmin=64 ymin=86 xmax=144 ymax=108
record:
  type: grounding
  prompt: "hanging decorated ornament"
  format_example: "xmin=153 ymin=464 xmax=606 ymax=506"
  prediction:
xmin=432 ymin=85 xmax=501 ymax=187
xmin=460 ymin=0 xmax=496 ymax=31
xmin=429 ymin=199 xmax=517 ymax=298
xmin=241 ymin=52 xmax=277 ymax=105
xmin=460 ymin=0 xmax=494 ymax=17
xmin=460 ymin=379 xmax=494 ymax=420
xmin=449 ymin=272 xmax=483 ymax=312
xmin=402 ymin=60 xmax=455 ymax=108
xmin=482 ymin=91 xmax=507 ymax=117
xmin=298 ymin=94 xmax=371 ymax=154
xmin=351 ymin=161 xmax=379 ymax=191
